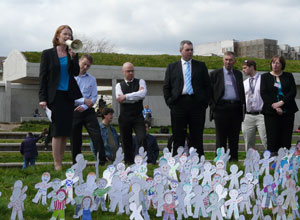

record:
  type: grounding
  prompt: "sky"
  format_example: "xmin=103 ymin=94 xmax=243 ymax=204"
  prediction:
xmin=1 ymin=0 xmax=300 ymax=56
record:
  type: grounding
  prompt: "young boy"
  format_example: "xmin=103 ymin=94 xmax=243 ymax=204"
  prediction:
xmin=20 ymin=132 xmax=41 ymax=169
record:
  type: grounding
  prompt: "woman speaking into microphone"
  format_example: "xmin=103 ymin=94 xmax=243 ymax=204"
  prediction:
xmin=39 ymin=25 xmax=82 ymax=171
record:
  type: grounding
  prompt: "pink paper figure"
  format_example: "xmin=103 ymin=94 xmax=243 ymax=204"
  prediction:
xmin=215 ymin=184 xmax=228 ymax=217
xmin=50 ymin=189 xmax=70 ymax=220
xmin=72 ymin=184 xmax=85 ymax=219
xmin=202 ymin=184 xmax=212 ymax=209
xmin=71 ymin=153 xmax=87 ymax=184
xmin=175 ymin=184 xmax=188 ymax=220
xmin=8 ymin=180 xmax=27 ymax=220
xmin=272 ymin=195 xmax=287 ymax=220
xmin=191 ymin=184 xmax=209 ymax=218
xmin=78 ymin=196 xmax=93 ymax=220
xmin=152 ymin=183 xmax=165 ymax=217
xmin=162 ymin=192 xmax=176 ymax=220
xmin=224 ymin=189 xmax=243 ymax=220
xmin=228 ymin=164 xmax=243 ymax=190
xmin=47 ymin=178 xmax=62 ymax=211
xmin=183 ymin=182 xmax=195 ymax=217
xmin=199 ymin=161 xmax=216 ymax=186
xmin=93 ymin=178 xmax=110 ymax=212
xmin=32 ymin=172 xmax=51 ymax=205
xmin=206 ymin=192 xmax=225 ymax=220
xmin=61 ymin=168 xmax=79 ymax=200
xmin=129 ymin=203 xmax=144 ymax=220
xmin=259 ymin=150 xmax=275 ymax=176
xmin=261 ymin=174 xmax=277 ymax=209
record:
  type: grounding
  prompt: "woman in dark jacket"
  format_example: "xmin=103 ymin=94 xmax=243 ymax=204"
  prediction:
xmin=260 ymin=55 xmax=298 ymax=155
xmin=39 ymin=25 xmax=82 ymax=170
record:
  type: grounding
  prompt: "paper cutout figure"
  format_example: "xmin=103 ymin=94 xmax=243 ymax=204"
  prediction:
xmin=272 ymin=195 xmax=287 ymax=220
xmin=138 ymin=146 xmax=148 ymax=164
xmin=129 ymin=182 xmax=142 ymax=207
xmin=50 ymin=189 xmax=70 ymax=220
xmin=215 ymin=184 xmax=228 ymax=217
xmin=174 ymin=146 xmax=184 ymax=163
xmin=281 ymin=179 xmax=300 ymax=212
xmin=162 ymin=192 xmax=176 ymax=220
xmin=84 ymin=172 xmax=97 ymax=197
xmin=199 ymin=161 xmax=216 ymax=186
xmin=93 ymin=178 xmax=111 ymax=211
xmin=183 ymin=182 xmax=195 ymax=216
xmin=253 ymin=187 xmax=264 ymax=220
xmin=145 ymin=177 xmax=155 ymax=209
xmin=191 ymin=184 xmax=208 ymax=218
xmin=214 ymin=147 xmax=230 ymax=167
xmin=108 ymin=175 xmax=125 ymax=214
xmin=8 ymin=180 xmax=27 ymax=220
xmin=47 ymin=178 xmax=62 ymax=211
xmin=179 ymin=160 xmax=192 ymax=184
xmin=138 ymin=183 xmax=150 ymax=220
xmin=103 ymin=165 xmax=116 ymax=187
xmin=32 ymin=172 xmax=51 ymax=205
xmin=264 ymin=215 xmax=272 ymax=220
xmin=72 ymin=184 xmax=85 ymax=218
xmin=167 ymin=157 xmax=179 ymax=181
xmin=259 ymin=150 xmax=275 ymax=176
xmin=78 ymin=196 xmax=93 ymax=220
xmin=228 ymin=164 xmax=243 ymax=190
xmin=152 ymin=183 xmax=164 ymax=217
xmin=206 ymin=192 xmax=225 ymax=220
xmin=61 ymin=168 xmax=79 ymax=200
xmin=116 ymin=162 xmax=130 ymax=182
xmin=129 ymin=203 xmax=144 ymax=220
xmin=71 ymin=153 xmax=87 ymax=184
xmin=278 ymin=159 xmax=290 ymax=190
xmin=274 ymin=148 xmax=287 ymax=173
xmin=122 ymin=182 xmax=131 ymax=215
xmin=224 ymin=189 xmax=243 ymax=220
xmin=175 ymin=184 xmax=188 ymax=220
xmin=113 ymin=147 xmax=125 ymax=166
xmin=290 ymin=156 xmax=299 ymax=183
xmin=261 ymin=175 xmax=277 ymax=209
xmin=238 ymin=178 xmax=253 ymax=214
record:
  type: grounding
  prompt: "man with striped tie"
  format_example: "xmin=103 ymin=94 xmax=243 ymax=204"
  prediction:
xmin=163 ymin=40 xmax=211 ymax=156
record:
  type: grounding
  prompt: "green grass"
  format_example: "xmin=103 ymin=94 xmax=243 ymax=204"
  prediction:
xmin=21 ymin=52 xmax=300 ymax=72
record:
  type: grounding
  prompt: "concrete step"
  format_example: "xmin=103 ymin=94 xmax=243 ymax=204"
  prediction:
xmin=0 ymin=142 xmax=265 ymax=152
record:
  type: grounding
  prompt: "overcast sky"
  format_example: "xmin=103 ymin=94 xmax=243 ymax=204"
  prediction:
xmin=1 ymin=0 xmax=300 ymax=56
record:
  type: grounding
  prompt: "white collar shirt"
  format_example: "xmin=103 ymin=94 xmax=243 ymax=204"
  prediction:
xmin=243 ymin=73 xmax=264 ymax=112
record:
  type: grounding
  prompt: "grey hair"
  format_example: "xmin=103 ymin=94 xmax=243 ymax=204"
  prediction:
xmin=180 ymin=40 xmax=193 ymax=50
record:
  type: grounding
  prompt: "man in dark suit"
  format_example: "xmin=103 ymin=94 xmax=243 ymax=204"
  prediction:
xmin=210 ymin=51 xmax=245 ymax=161
xmin=163 ymin=40 xmax=211 ymax=156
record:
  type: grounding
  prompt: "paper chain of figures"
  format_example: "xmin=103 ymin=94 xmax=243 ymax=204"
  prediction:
xmin=6 ymin=143 xmax=300 ymax=220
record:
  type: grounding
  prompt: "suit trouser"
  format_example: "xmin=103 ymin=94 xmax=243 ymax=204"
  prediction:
xmin=264 ymin=113 xmax=294 ymax=153
xmin=214 ymin=103 xmax=243 ymax=160
xmin=118 ymin=114 xmax=146 ymax=164
xmin=242 ymin=114 xmax=267 ymax=151
xmin=70 ymin=108 xmax=106 ymax=164
xmin=170 ymin=95 xmax=206 ymax=156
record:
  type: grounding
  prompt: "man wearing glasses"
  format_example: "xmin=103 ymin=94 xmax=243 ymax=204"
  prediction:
xmin=241 ymin=59 xmax=267 ymax=151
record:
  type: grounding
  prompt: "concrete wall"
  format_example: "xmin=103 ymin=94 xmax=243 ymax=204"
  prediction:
xmin=2 ymin=50 xmax=300 ymax=129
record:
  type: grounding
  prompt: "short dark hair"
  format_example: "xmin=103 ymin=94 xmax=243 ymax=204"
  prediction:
xmin=80 ymin=54 xmax=94 ymax=64
xmin=101 ymin=107 xmax=114 ymax=119
xmin=242 ymin=59 xmax=257 ymax=70
xmin=27 ymin=132 xmax=33 ymax=137
xmin=224 ymin=51 xmax=236 ymax=57
xmin=270 ymin=55 xmax=286 ymax=70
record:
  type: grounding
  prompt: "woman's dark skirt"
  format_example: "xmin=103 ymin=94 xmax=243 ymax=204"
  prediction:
xmin=48 ymin=90 xmax=74 ymax=137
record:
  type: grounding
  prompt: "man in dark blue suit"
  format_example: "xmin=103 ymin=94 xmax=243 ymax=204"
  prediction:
xmin=163 ymin=40 xmax=211 ymax=156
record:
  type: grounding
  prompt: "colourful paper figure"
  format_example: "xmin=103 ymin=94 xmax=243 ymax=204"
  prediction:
xmin=72 ymin=184 xmax=85 ymax=218
xmin=206 ymin=192 xmax=225 ymax=220
xmin=228 ymin=164 xmax=243 ymax=190
xmin=191 ymin=184 xmax=209 ymax=218
xmin=78 ymin=196 xmax=93 ymax=220
xmin=32 ymin=172 xmax=51 ymax=205
xmin=129 ymin=203 xmax=144 ymax=220
xmin=261 ymin=175 xmax=277 ymax=209
xmin=278 ymin=159 xmax=290 ymax=190
xmin=47 ymin=178 xmax=62 ymax=211
xmin=61 ymin=168 xmax=79 ymax=200
xmin=145 ymin=177 xmax=155 ymax=209
xmin=224 ymin=189 xmax=243 ymax=220
xmin=183 ymin=182 xmax=195 ymax=217
xmin=50 ymin=189 xmax=70 ymax=220
xmin=8 ymin=180 xmax=27 ymax=220
xmin=214 ymin=147 xmax=230 ymax=167
xmin=259 ymin=150 xmax=275 ymax=176
xmin=93 ymin=178 xmax=111 ymax=211
xmin=272 ymin=195 xmax=287 ymax=220
xmin=71 ymin=153 xmax=87 ymax=184
xmin=162 ymin=192 xmax=176 ymax=220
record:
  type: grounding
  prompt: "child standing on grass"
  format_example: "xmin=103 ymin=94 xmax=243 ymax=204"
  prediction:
xmin=20 ymin=132 xmax=41 ymax=169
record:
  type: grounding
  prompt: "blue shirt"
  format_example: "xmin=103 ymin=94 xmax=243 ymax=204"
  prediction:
xmin=57 ymin=56 xmax=69 ymax=91
xmin=74 ymin=72 xmax=98 ymax=111
xmin=222 ymin=67 xmax=238 ymax=100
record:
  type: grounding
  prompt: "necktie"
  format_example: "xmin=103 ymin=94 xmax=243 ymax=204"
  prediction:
xmin=229 ymin=70 xmax=239 ymax=99
xmin=249 ymin=78 xmax=254 ymax=94
xmin=185 ymin=62 xmax=194 ymax=95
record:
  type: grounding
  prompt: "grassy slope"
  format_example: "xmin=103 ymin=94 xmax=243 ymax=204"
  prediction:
xmin=22 ymin=52 xmax=300 ymax=72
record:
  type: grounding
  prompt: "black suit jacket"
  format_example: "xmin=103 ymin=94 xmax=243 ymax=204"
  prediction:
xmin=39 ymin=47 xmax=82 ymax=105
xmin=209 ymin=68 xmax=245 ymax=120
xmin=260 ymin=71 xmax=298 ymax=115
xmin=163 ymin=59 xmax=211 ymax=107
